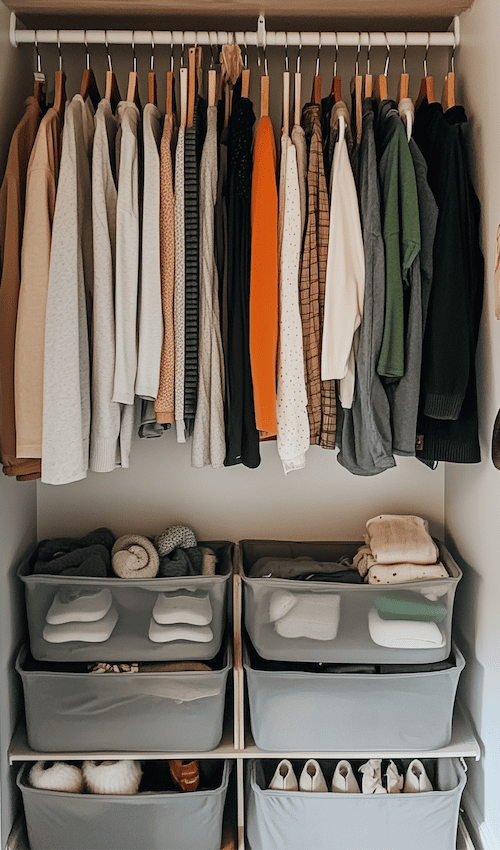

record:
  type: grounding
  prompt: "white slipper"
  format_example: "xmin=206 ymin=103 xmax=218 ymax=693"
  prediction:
xmin=82 ymin=760 xmax=142 ymax=795
xmin=299 ymin=759 xmax=328 ymax=792
xmin=269 ymin=590 xmax=297 ymax=622
xmin=275 ymin=594 xmax=340 ymax=641
xmin=148 ymin=619 xmax=213 ymax=643
xmin=45 ymin=587 xmax=113 ymax=624
xmin=152 ymin=591 xmax=212 ymax=626
xmin=43 ymin=605 xmax=118 ymax=643
xmin=331 ymin=760 xmax=360 ymax=793
xmin=359 ymin=759 xmax=387 ymax=794
xmin=368 ymin=607 xmax=445 ymax=649
xmin=29 ymin=761 xmax=83 ymax=793
xmin=403 ymin=760 xmax=433 ymax=793
xmin=386 ymin=760 xmax=404 ymax=794
xmin=268 ymin=759 xmax=298 ymax=791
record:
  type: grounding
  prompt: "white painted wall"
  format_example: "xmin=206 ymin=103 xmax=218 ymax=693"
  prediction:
xmin=445 ymin=2 xmax=500 ymax=847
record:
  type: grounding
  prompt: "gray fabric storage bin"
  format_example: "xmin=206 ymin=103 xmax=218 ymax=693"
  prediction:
xmin=17 ymin=641 xmax=231 ymax=752
xmin=19 ymin=540 xmax=233 ymax=662
xmin=244 ymin=641 xmax=464 ymax=751
xmin=240 ymin=539 xmax=461 ymax=664
xmin=18 ymin=760 xmax=231 ymax=850
xmin=246 ymin=758 xmax=466 ymax=850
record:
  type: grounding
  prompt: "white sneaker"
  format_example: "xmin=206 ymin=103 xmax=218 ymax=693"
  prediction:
xmin=359 ymin=759 xmax=387 ymax=794
xmin=268 ymin=759 xmax=298 ymax=791
xmin=386 ymin=760 xmax=404 ymax=794
xmin=403 ymin=760 xmax=433 ymax=793
xmin=299 ymin=759 xmax=328 ymax=792
xmin=331 ymin=760 xmax=360 ymax=793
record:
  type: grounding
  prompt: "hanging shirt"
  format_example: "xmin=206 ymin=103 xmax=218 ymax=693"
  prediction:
xmin=276 ymin=134 xmax=310 ymax=474
xmin=224 ymin=95 xmax=260 ymax=468
xmin=336 ymin=97 xmax=395 ymax=477
xmin=249 ymin=114 xmax=279 ymax=437
xmin=291 ymin=121 xmax=307 ymax=240
xmin=321 ymin=101 xmax=365 ymax=409
xmin=42 ymin=95 xmax=94 ymax=485
xmin=90 ymin=98 xmax=134 ymax=473
xmin=375 ymin=99 xmax=420 ymax=380
xmin=413 ymin=100 xmax=484 ymax=464
xmin=112 ymin=101 xmax=141 ymax=407
xmin=385 ymin=137 xmax=438 ymax=457
xmin=174 ymin=126 xmax=186 ymax=442
xmin=15 ymin=106 xmax=61 ymax=460
xmin=299 ymin=102 xmax=336 ymax=449
xmin=155 ymin=112 xmax=176 ymax=425
xmin=0 ymin=95 xmax=42 ymax=480
xmin=215 ymin=110 xmax=229 ymax=380
xmin=135 ymin=102 xmax=163 ymax=401
xmin=192 ymin=104 xmax=225 ymax=468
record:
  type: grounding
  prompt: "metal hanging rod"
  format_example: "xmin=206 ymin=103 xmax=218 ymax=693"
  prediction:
xmin=10 ymin=12 xmax=459 ymax=50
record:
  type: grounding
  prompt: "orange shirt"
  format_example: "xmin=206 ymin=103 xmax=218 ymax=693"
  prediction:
xmin=250 ymin=116 xmax=278 ymax=437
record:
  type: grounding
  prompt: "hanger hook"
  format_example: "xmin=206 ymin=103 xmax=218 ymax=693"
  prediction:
xmin=57 ymin=30 xmax=62 ymax=72
xmin=296 ymin=32 xmax=302 ymax=73
xmin=180 ymin=31 xmax=185 ymax=67
xmin=366 ymin=32 xmax=371 ymax=75
xmin=383 ymin=32 xmax=390 ymax=76
xmin=169 ymin=31 xmax=174 ymax=72
xmin=355 ymin=32 xmax=361 ymax=77
xmin=150 ymin=30 xmax=155 ymax=72
xmin=34 ymin=29 xmax=42 ymax=74
xmin=284 ymin=31 xmax=289 ymax=72
xmin=242 ymin=32 xmax=248 ymax=69
xmin=450 ymin=29 xmax=456 ymax=74
xmin=104 ymin=30 xmax=112 ymax=73
xmin=333 ymin=32 xmax=338 ymax=78
xmin=131 ymin=31 xmax=137 ymax=73
xmin=402 ymin=32 xmax=408 ymax=74
xmin=424 ymin=32 xmax=430 ymax=77
xmin=84 ymin=30 xmax=90 ymax=70
xmin=315 ymin=31 xmax=321 ymax=76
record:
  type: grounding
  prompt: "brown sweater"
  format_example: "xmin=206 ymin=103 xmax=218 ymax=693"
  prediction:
xmin=0 ymin=96 xmax=42 ymax=480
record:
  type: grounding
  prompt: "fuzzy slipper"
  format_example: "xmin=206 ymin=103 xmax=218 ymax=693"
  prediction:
xmin=46 ymin=587 xmax=113 ymax=624
xmin=29 ymin=761 xmax=83 ymax=793
xmin=112 ymin=535 xmax=159 ymax=579
xmin=155 ymin=525 xmax=197 ymax=556
xmin=82 ymin=760 xmax=142 ymax=795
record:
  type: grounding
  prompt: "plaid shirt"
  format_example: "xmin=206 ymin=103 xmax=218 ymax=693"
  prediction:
xmin=299 ymin=103 xmax=336 ymax=448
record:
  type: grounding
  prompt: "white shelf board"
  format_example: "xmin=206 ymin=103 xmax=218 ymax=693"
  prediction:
xmin=243 ymin=702 xmax=480 ymax=761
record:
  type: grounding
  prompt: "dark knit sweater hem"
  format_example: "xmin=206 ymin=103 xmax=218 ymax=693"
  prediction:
xmin=417 ymin=435 xmax=480 ymax=464
xmin=424 ymin=392 xmax=463 ymax=421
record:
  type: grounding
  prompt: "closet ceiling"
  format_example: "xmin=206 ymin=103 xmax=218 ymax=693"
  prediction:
xmin=7 ymin=0 xmax=476 ymax=32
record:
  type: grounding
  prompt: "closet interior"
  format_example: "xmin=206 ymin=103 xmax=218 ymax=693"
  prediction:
xmin=1 ymin=0 xmax=495 ymax=848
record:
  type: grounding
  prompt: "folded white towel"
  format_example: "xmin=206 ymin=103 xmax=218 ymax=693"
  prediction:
xmin=152 ymin=591 xmax=212 ymax=626
xmin=46 ymin=587 xmax=113 ymax=624
xmin=275 ymin=593 xmax=340 ymax=641
xmin=366 ymin=562 xmax=448 ymax=585
xmin=148 ymin=619 xmax=213 ymax=643
xmin=368 ymin=607 xmax=445 ymax=649
xmin=366 ymin=515 xmax=439 ymax=565
xmin=43 ymin=605 xmax=118 ymax=643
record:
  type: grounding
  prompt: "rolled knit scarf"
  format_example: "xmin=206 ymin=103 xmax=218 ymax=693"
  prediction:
xmin=112 ymin=535 xmax=159 ymax=578
xmin=31 ymin=528 xmax=115 ymax=576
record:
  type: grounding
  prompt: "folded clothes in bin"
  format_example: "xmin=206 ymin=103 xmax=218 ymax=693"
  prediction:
xmin=270 ymin=590 xmax=340 ymax=640
xmin=375 ymin=592 xmax=447 ymax=622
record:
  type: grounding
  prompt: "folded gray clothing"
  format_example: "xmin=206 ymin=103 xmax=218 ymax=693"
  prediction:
xmin=249 ymin=556 xmax=357 ymax=579
xmin=158 ymin=546 xmax=204 ymax=577
xmin=33 ymin=544 xmax=111 ymax=577
xmin=300 ymin=569 xmax=363 ymax=584
xmin=31 ymin=528 xmax=115 ymax=575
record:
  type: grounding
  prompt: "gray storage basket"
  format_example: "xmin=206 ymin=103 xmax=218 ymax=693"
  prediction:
xmin=244 ymin=640 xmax=464 ymax=751
xmin=17 ymin=641 xmax=231 ymax=752
xmin=246 ymin=758 xmax=467 ymax=850
xmin=18 ymin=760 xmax=231 ymax=850
xmin=240 ymin=539 xmax=461 ymax=664
xmin=18 ymin=540 xmax=233 ymax=662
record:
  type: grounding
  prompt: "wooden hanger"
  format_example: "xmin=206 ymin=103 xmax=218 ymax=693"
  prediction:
xmin=260 ymin=73 xmax=270 ymax=118
xmin=179 ymin=65 xmax=188 ymax=130
xmin=310 ymin=36 xmax=322 ymax=105
xmin=374 ymin=34 xmax=390 ymax=102
xmin=187 ymin=46 xmax=196 ymax=129
xmin=80 ymin=35 xmax=101 ymax=111
xmin=442 ymin=71 xmax=455 ymax=112
xmin=33 ymin=34 xmax=46 ymax=106
xmin=351 ymin=37 xmax=363 ymax=145
xmin=397 ymin=35 xmax=410 ymax=102
xmin=148 ymin=32 xmax=157 ymax=106
xmin=53 ymin=34 xmax=66 ymax=118
xmin=330 ymin=35 xmax=342 ymax=102
xmin=283 ymin=69 xmax=290 ymax=137
xmin=415 ymin=36 xmax=435 ymax=109
xmin=208 ymin=68 xmax=217 ymax=109
xmin=294 ymin=69 xmax=302 ymax=127
xmin=166 ymin=69 xmax=174 ymax=116
xmin=364 ymin=36 xmax=373 ymax=99
xmin=127 ymin=35 xmax=141 ymax=109
xmin=104 ymin=34 xmax=121 ymax=111
xmin=241 ymin=68 xmax=250 ymax=99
